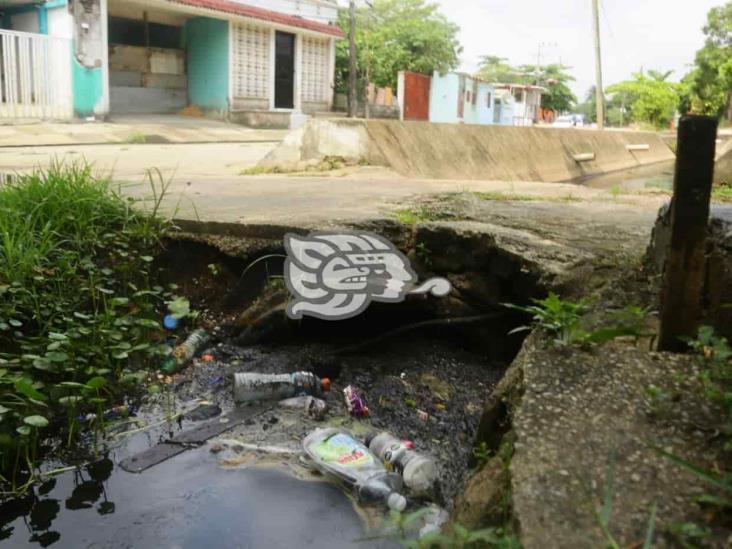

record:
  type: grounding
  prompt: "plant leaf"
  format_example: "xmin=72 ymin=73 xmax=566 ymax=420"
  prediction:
xmin=24 ymin=415 xmax=49 ymax=428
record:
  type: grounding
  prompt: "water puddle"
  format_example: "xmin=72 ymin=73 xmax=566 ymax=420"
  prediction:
xmin=1 ymin=446 xmax=395 ymax=548
xmin=580 ymin=161 xmax=674 ymax=191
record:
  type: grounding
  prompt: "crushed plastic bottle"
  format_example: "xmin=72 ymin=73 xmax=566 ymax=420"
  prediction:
xmin=365 ymin=432 xmax=438 ymax=494
xmin=161 ymin=329 xmax=210 ymax=374
xmin=343 ymin=385 xmax=369 ymax=417
xmin=278 ymin=395 xmax=329 ymax=420
xmin=303 ymin=428 xmax=407 ymax=512
xmin=233 ymin=372 xmax=331 ymax=403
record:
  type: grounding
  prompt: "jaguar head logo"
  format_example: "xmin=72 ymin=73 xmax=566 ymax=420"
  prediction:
xmin=284 ymin=232 xmax=451 ymax=320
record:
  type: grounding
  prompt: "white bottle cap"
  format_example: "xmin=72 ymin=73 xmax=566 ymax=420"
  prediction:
xmin=387 ymin=493 xmax=407 ymax=512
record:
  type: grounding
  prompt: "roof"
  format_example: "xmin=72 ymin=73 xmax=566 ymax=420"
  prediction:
xmin=492 ymin=83 xmax=548 ymax=93
xmin=167 ymin=0 xmax=345 ymax=37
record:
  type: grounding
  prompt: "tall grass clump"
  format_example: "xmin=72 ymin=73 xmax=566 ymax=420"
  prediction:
xmin=0 ymin=162 xmax=177 ymax=489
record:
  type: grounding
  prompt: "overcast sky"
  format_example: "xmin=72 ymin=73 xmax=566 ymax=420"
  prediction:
xmin=432 ymin=0 xmax=723 ymax=101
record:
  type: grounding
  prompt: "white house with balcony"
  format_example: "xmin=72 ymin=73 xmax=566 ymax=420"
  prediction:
xmin=0 ymin=0 xmax=342 ymax=126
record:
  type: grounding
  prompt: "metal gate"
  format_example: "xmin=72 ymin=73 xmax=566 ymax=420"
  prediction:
xmin=0 ymin=29 xmax=73 ymax=119
xmin=402 ymin=71 xmax=430 ymax=121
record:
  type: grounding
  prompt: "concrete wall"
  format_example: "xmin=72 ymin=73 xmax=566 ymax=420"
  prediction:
xmin=716 ymin=140 xmax=732 ymax=185
xmin=261 ymin=118 xmax=675 ymax=182
xmin=186 ymin=17 xmax=229 ymax=115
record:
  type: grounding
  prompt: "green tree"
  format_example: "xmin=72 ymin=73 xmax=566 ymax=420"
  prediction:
xmin=475 ymin=55 xmax=524 ymax=83
xmin=335 ymin=0 xmax=461 ymax=92
xmin=518 ymin=63 xmax=577 ymax=112
xmin=683 ymin=1 xmax=732 ymax=117
xmin=476 ymin=56 xmax=577 ymax=112
xmin=576 ymin=86 xmax=599 ymax=123
xmin=606 ymin=72 xmax=680 ymax=129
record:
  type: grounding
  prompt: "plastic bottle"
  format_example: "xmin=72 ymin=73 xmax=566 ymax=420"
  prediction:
xmin=303 ymin=428 xmax=407 ymax=512
xmin=160 ymin=329 xmax=210 ymax=374
xmin=233 ymin=372 xmax=331 ymax=403
xmin=365 ymin=432 xmax=438 ymax=494
xmin=278 ymin=395 xmax=329 ymax=420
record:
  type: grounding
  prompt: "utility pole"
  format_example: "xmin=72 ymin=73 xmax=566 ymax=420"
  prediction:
xmin=348 ymin=0 xmax=358 ymax=118
xmin=591 ymin=0 xmax=605 ymax=129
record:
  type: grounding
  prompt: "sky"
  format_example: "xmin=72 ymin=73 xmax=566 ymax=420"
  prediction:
xmin=432 ymin=0 xmax=724 ymax=101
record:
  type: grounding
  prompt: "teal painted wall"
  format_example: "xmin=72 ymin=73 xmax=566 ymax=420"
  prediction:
xmin=186 ymin=17 xmax=229 ymax=111
xmin=72 ymin=58 xmax=103 ymax=117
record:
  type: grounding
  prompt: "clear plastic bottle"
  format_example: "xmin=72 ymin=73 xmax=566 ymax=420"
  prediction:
xmin=234 ymin=372 xmax=331 ymax=403
xmin=278 ymin=395 xmax=329 ymax=420
xmin=365 ymin=432 xmax=438 ymax=494
xmin=161 ymin=329 xmax=210 ymax=374
xmin=303 ymin=428 xmax=407 ymax=511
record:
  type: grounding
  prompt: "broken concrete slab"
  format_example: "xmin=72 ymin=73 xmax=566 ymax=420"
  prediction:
xmin=646 ymin=203 xmax=732 ymax=340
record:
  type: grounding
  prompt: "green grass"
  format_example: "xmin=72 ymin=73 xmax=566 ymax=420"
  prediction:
xmin=125 ymin=132 xmax=147 ymax=145
xmin=392 ymin=205 xmax=460 ymax=224
xmin=0 ymin=162 xmax=179 ymax=489
xmin=712 ymin=184 xmax=732 ymax=203
xmin=240 ymin=164 xmax=286 ymax=176
xmin=473 ymin=191 xmax=581 ymax=203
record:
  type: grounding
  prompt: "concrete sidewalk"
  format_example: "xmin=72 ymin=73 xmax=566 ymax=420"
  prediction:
xmin=0 ymin=141 xmax=278 ymax=180
xmin=119 ymin=168 xmax=671 ymax=229
xmin=0 ymin=115 xmax=286 ymax=147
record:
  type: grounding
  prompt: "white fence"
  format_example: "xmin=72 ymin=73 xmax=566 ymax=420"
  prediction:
xmin=0 ymin=29 xmax=73 ymax=120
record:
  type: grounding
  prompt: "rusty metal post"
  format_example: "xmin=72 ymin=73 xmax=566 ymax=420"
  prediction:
xmin=658 ymin=115 xmax=718 ymax=352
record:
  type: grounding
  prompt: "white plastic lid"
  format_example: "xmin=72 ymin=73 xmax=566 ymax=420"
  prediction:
xmin=387 ymin=493 xmax=407 ymax=512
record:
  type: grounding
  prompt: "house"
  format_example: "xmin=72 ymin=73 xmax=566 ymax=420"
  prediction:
xmin=428 ymin=72 xmax=495 ymax=125
xmin=0 ymin=0 xmax=343 ymax=126
xmin=398 ymin=70 xmax=546 ymax=127
xmin=492 ymin=83 xmax=546 ymax=127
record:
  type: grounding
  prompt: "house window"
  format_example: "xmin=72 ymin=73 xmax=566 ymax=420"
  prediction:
xmin=301 ymin=36 xmax=330 ymax=103
xmin=512 ymin=88 xmax=523 ymax=102
xmin=486 ymin=92 xmax=492 ymax=108
xmin=109 ymin=17 xmax=181 ymax=49
xmin=232 ymin=23 xmax=270 ymax=99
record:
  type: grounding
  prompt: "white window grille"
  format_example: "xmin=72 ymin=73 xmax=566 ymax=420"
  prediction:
xmin=301 ymin=36 xmax=329 ymax=103
xmin=232 ymin=23 xmax=270 ymax=98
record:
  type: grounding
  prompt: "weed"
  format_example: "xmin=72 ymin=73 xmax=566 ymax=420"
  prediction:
xmin=668 ymin=521 xmax=712 ymax=548
xmin=585 ymin=305 xmax=655 ymax=346
xmin=0 ymin=162 xmax=177 ymax=488
xmin=472 ymin=442 xmax=492 ymax=469
xmin=392 ymin=206 xmax=458 ymax=225
xmin=239 ymin=164 xmax=284 ymax=176
xmin=473 ymin=191 xmax=580 ymax=203
xmin=589 ymin=453 xmax=657 ymax=549
xmin=644 ymin=385 xmax=675 ymax=417
xmin=366 ymin=509 xmax=519 ymax=548
xmin=712 ymin=183 xmax=732 ymax=203
xmin=125 ymin=132 xmax=147 ymax=145
xmin=684 ymin=326 xmax=732 ymax=446
xmin=504 ymin=293 xmax=591 ymax=346
xmin=415 ymin=242 xmax=432 ymax=267
xmin=609 ymin=184 xmax=623 ymax=199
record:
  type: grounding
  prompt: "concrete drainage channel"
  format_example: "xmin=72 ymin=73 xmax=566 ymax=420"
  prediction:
xmin=1 ymin=222 xmax=548 ymax=547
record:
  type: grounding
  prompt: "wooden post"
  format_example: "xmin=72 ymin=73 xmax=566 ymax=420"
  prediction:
xmin=658 ymin=115 xmax=718 ymax=352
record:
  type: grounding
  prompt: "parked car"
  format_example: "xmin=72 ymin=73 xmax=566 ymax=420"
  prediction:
xmin=553 ymin=114 xmax=586 ymax=128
